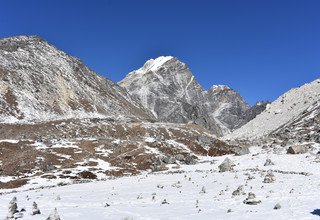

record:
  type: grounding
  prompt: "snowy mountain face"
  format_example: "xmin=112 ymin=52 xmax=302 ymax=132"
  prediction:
xmin=226 ymin=79 xmax=320 ymax=144
xmin=119 ymin=56 xmax=250 ymax=136
xmin=0 ymin=36 xmax=153 ymax=123
xmin=206 ymin=85 xmax=250 ymax=133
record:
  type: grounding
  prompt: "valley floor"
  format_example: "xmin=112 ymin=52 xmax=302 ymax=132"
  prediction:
xmin=1 ymin=145 xmax=320 ymax=220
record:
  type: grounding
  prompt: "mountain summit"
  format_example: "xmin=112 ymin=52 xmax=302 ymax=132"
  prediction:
xmin=119 ymin=56 xmax=251 ymax=136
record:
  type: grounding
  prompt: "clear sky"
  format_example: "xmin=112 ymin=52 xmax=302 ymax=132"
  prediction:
xmin=1 ymin=0 xmax=319 ymax=105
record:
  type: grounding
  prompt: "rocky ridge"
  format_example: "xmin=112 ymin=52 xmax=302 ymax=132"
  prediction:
xmin=119 ymin=56 xmax=252 ymax=136
xmin=0 ymin=36 xmax=154 ymax=123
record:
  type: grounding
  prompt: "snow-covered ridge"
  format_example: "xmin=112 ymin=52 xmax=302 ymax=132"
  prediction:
xmin=226 ymin=78 xmax=320 ymax=140
xmin=209 ymin=85 xmax=231 ymax=91
xmin=142 ymin=56 xmax=174 ymax=72
xmin=123 ymin=56 xmax=174 ymax=81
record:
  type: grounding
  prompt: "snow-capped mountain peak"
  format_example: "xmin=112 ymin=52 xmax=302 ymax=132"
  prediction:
xmin=119 ymin=56 xmax=251 ymax=136
xmin=141 ymin=56 xmax=174 ymax=72
xmin=209 ymin=85 xmax=231 ymax=92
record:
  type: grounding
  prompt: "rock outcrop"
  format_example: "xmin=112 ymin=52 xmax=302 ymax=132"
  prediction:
xmin=218 ymin=158 xmax=235 ymax=172
xmin=287 ymin=146 xmax=308 ymax=154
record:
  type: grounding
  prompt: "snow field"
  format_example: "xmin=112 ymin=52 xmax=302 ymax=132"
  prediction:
xmin=1 ymin=145 xmax=320 ymax=219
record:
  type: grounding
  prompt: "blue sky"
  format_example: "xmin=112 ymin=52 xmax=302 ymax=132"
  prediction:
xmin=1 ymin=0 xmax=319 ymax=105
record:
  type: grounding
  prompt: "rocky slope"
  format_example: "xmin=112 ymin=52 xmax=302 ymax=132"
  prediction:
xmin=0 ymin=36 xmax=154 ymax=123
xmin=225 ymin=78 xmax=320 ymax=144
xmin=271 ymin=100 xmax=320 ymax=145
xmin=234 ymin=101 xmax=271 ymax=129
xmin=119 ymin=56 xmax=250 ymax=136
xmin=0 ymin=119 xmax=247 ymax=189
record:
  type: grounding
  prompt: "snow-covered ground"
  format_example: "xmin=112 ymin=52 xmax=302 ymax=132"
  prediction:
xmin=1 ymin=145 xmax=320 ymax=219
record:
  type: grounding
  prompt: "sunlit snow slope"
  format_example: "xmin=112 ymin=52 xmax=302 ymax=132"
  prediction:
xmin=226 ymin=78 xmax=320 ymax=141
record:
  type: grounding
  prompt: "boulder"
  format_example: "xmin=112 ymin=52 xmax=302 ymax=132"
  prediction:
xmin=46 ymin=208 xmax=61 ymax=220
xmin=6 ymin=197 xmax=18 ymax=219
xmin=218 ymin=158 xmax=235 ymax=172
xmin=197 ymin=136 xmax=213 ymax=146
xmin=243 ymin=192 xmax=261 ymax=205
xmin=264 ymin=159 xmax=275 ymax=166
xmin=185 ymin=155 xmax=197 ymax=165
xmin=31 ymin=202 xmax=41 ymax=215
xmin=232 ymin=185 xmax=245 ymax=196
xmin=162 ymin=156 xmax=176 ymax=164
xmin=263 ymin=171 xmax=275 ymax=183
xmin=274 ymin=203 xmax=281 ymax=210
xmin=161 ymin=199 xmax=169 ymax=205
xmin=200 ymin=186 xmax=206 ymax=194
xmin=175 ymin=154 xmax=185 ymax=161
xmin=287 ymin=146 xmax=307 ymax=154
xmin=232 ymin=146 xmax=250 ymax=156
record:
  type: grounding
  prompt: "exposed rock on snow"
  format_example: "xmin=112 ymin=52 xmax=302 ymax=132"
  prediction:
xmin=161 ymin=199 xmax=169 ymax=205
xmin=231 ymin=146 xmax=250 ymax=156
xmin=200 ymin=186 xmax=206 ymax=194
xmin=218 ymin=158 xmax=235 ymax=172
xmin=30 ymin=202 xmax=41 ymax=215
xmin=243 ymin=192 xmax=261 ymax=205
xmin=274 ymin=203 xmax=282 ymax=210
xmin=287 ymin=146 xmax=308 ymax=154
xmin=6 ymin=197 xmax=18 ymax=219
xmin=46 ymin=208 xmax=61 ymax=220
xmin=264 ymin=158 xmax=275 ymax=166
xmin=263 ymin=171 xmax=275 ymax=183
xmin=232 ymin=185 xmax=245 ymax=196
